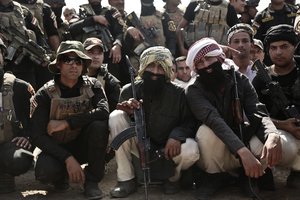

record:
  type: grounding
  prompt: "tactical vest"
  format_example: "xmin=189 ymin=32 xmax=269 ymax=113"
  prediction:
xmin=185 ymin=0 xmax=229 ymax=46
xmin=0 ymin=2 xmax=27 ymax=36
xmin=46 ymin=76 xmax=94 ymax=143
xmin=0 ymin=73 xmax=17 ymax=144
xmin=21 ymin=0 xmax=44 ymax=34
xmin=140 ymin=11 xmax=166 ymax=46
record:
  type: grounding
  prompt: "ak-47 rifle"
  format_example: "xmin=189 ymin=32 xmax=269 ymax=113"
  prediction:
xmin=125 ymin=12 xmax=157 ymax=56
xmin=251 ymin=59 xmax=300 ymax=122
xmin=0 ymin=25 xmax=50 ymax=66
xmin=110 ymin=55 xmax=150 ymax=200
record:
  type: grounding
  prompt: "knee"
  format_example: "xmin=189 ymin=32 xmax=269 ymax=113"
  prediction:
xmin=87 ymin=120 xmax=109 ymax=146
xmin=9 ymin=151 xmax=33 ymax=176
xmin=181 ymin=139 xmax=200 ymax=162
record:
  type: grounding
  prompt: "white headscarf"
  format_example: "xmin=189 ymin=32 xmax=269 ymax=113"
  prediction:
xmin=186 ymin=38 xmax=225 ymax=68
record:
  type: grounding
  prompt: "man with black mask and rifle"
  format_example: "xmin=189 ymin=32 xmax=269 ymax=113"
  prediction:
xmin=186 ymin=37 xmax=300 ymax=199
xmin=109 ymin=46 xmax=199 ymax=198
xmin=252 ymin=24 xmax=300 ymax=189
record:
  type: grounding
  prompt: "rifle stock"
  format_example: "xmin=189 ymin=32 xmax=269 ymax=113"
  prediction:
xmin=252 ymin=59 xmax=300 ymax=122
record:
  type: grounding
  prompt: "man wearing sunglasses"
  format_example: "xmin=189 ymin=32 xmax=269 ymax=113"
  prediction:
xmin=30 ymin=40 xmax=109 ymax=199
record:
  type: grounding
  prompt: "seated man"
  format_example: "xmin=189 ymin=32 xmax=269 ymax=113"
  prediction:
xmin=0 ymin=38 xmax=34 ymax=194
xmin=172 ymin=56 xmax=195 ymax=88
xmin=30 ymin=41 xmax=109 ymax=199
xmin=109 ymin=46 xmax=199 ymax=198
xmin=186 ymin=37 xmax=300 ymax=199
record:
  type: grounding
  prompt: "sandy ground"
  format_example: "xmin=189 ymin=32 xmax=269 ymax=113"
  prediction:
xmin=1 ymin=159 xmax=300 ymax=200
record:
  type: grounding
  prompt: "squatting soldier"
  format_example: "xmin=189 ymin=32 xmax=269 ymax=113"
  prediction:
xmin=0 ymin=38 xmax=35 ymax=194
xmin=30 ymin=41 xmax=109 ymax=199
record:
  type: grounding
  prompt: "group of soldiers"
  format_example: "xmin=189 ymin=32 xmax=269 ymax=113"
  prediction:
xmin=1 ymin=0 xmax=300 ymax=200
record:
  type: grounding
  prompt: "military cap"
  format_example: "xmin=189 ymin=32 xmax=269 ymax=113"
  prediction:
xmin=264 ymin=24 xmax=299 ymax=49
xmin=83 ymin=37 xmax=105 ymax=52
xmin=227 ymin=23 xmax=254 ymax=43
xmin=48 ymin=41 xmax=92 ymax=73
xmin=138 ymin=46 xmax=173 ymax=81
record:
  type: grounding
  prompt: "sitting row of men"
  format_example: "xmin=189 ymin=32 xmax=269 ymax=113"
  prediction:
xmin=0 ymin=20 xmax=300 ymax=200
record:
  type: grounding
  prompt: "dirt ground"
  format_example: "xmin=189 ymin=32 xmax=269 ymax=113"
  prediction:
xmin=1 ymin=159 xmax=300 ymax=200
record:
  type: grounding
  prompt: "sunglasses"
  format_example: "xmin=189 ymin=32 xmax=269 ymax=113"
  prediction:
xmin=60 ymin=56 xmax=83 ymax=66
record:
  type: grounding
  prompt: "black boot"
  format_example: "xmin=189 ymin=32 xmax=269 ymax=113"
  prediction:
xmin=110 ymin=178 xmax=137 ymax=198
xmin=84 ymin=181 xmax=103 ymax=200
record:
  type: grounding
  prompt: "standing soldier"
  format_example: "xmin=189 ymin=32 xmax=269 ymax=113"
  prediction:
xmin=15 ymin=0 xmax=61 ymax=51
xmin=31 ymin=41 xmax=109 ymax=199
xmin=176 ymin=0 xmax=239 ymax=56
xmin=0 ymin=38 xmax=34 ymax=194
xmin=252 ymin=0 xmax=297 ymax=65
xmin=68 ymin=0 xmax=130 ymax=86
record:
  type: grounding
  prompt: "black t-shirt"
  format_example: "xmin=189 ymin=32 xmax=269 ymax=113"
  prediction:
xmin=252 ymin=66 xmax=299 ymax=119
xmin=183 ymin=2 xmax=238 ymax=27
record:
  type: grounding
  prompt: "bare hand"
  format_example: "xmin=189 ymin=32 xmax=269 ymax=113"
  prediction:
xmin=116 ymin=98 xmax=142 ymax=115
xmin=47 ymin=120 xmax=69 ymax=136
xmin=65 ymin=156 xmax=85 ymax=184
xmin=93 ymin=15 xmax=109 ymax=26
xmin=279 ymin=118 xmax=300 ymax=139
xmin=164 ymin=138 xmax=181 ymax=160
xmin=261 ymin=133 xmax=282 ymax=167
xmin=11 ymin=137 xmax=32 ymax=150
xmin=237 ymin=147 xmax=264 ymax=178
xmin=127 ymin=26 xmax=144 ymax=41
xmin=109 ymin=44 xmax=122 ymax=64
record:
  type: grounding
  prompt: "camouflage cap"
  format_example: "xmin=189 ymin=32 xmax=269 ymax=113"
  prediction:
xmin=227 ymin=23 xmax=254 ymax=44
xmin=48 ymin=40 xmax=92 ymax=74
xmin=253 ymin=39 xmax=263 ymax=50
xmin=138 ymin=46 xmax=174 ymax=81
xmin=83 ymin=37 xmax=105 ymax=52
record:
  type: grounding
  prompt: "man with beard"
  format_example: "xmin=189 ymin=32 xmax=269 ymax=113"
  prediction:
xmin=109 ymin=46 xmax=199 ymax=198
xmin=0 ymin=38 xmax=34 ymax=194
xmin=185 ymin=37 xmax=300 ymax=199
xmin=252 ymin=24 xmax=300 ymax=189
xmin=228 ymin=23 xmax=257 ymax=82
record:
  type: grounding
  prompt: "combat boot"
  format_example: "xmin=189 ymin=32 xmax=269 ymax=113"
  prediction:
xmin=84 ymin=181 xmax=103 ymax=200
xmin=110 ymin=178 xmax=137 ymax=198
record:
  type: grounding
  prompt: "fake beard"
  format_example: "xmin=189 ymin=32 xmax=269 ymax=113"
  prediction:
xmin=197 ymin=61 xmax=226 ymax=91
xmin=142 ymin=71 xmax=165 ymax=98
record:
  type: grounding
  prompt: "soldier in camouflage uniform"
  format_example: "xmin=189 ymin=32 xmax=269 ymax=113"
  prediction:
xmin=0 ymin=38 xmax=34 ymax=194
xmin=176 ymin=0 xmax=239 ymax=56
xmin=30 ymin=41 xmax=109 ymax=199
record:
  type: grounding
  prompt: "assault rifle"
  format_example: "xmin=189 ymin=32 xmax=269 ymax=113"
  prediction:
xmin=110 ymin=55 xmax=150 ymax=200
xmin=82 ymin=24 xmax=114 ymax=52
xmin=251 ymin=59 xmax=300 ymax=121
xmin=125 ymin=12 xmax=157 ymax=56
xmin=0 ymin=25 xmax=50 ymax=66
